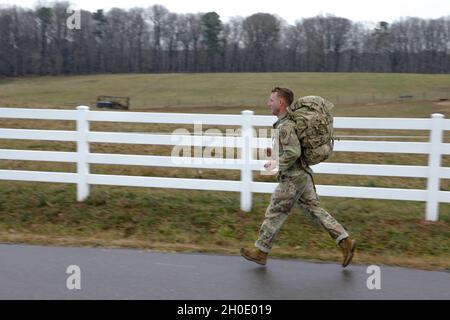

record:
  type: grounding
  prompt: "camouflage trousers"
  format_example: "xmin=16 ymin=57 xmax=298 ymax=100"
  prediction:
xmin=255 ymin=171 xmax=349 ymax=253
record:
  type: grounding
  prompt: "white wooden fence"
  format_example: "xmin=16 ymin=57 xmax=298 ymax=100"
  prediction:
xmin=0 ymin=107 xmax=449 ymax=221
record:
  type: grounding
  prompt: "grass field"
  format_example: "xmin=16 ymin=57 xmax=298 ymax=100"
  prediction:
xmin=0 ymin=73 xmax=449 ymax=270
xmin=1 ymin=72 xmax=449 ymax=111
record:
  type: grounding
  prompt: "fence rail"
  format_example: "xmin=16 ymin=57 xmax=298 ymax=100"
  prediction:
xmin=0 ymin=107 xmax=449 ymax=221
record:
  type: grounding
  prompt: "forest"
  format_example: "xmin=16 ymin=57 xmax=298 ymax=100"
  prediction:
xmin=0 ymin=2 xmax=449 ymax=75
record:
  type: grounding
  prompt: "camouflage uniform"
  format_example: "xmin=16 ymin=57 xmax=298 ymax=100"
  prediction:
xmin=255 ymin=112 xmax=349 ymax=253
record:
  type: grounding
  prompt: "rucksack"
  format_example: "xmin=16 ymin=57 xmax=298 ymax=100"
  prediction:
xmin=287 ymin=95 xmax=334 ymax=166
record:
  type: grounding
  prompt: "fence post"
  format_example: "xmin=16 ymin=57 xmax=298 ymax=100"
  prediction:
xmin=76 ymin=106 xmax=90 ymax=201
xmin=426 ymin=113 xmax=444 ymax=221
xmin=241 ymin=110 xmax=254 ymax=212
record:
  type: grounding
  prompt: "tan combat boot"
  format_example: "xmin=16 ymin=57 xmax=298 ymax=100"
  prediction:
xmin=240 ymin=248 xmax=268 ymax=266
xmin=339 ymin=237 xmax=356 ymax=268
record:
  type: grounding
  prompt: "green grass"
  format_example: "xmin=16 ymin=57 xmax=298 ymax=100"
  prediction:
xmin=0 ymin=72 xmax=449 ymax=270
xmin=0 ymin=182 xmax=449 ymax=270
xmin=1 ymin=73 xmax=449 ymax=110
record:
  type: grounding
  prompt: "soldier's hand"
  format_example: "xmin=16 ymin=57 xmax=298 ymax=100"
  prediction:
xmin=264 ymin=161 xmax=275 ymax=171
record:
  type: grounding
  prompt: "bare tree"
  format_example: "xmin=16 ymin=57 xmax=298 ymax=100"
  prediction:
xmin=225 ymin=16 xmax=244 ymax=71
xmin=127 ymin=8 xmax=147 ymax=72
xmin=36 ymin=6 xmax=52 ymax=75
xmin=243 ymin=13 xmax=280 ymax=71
xmin=147 ymin=4 xmax=169 ymax=72
xmin=300 ymin=16 xmax=326 ymax=71
xmin=0 ymin=5 xmax=449 ymax=75
xmin=326 ymin=16 xmax=352 ymax=71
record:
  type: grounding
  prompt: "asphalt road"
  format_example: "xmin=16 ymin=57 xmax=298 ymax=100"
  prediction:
xmin=0 ymin=244 xmax=448 ymax=300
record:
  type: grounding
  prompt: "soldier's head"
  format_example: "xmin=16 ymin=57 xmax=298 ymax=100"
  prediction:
xmin=268 ymin=87 xmax=294 ymax=117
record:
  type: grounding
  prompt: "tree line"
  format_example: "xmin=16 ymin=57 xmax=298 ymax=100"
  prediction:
xmin=0 ymin=2 xmax=449 ymax=76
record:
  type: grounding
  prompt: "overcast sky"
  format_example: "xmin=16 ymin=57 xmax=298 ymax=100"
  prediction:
xmin=2 ymin=0 xmax=449 ymax=24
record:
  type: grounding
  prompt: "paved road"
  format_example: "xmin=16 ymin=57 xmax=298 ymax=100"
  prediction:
xmin=0 ymin=244 xmax=448 ymax=299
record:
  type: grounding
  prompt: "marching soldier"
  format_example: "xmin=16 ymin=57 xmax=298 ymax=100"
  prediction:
xmin=241 ymin=87 xmax=356 ymax=268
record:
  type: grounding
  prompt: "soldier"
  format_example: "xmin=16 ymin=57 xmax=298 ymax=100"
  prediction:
xmin=240 ymin=87 xmax=356 ymax=268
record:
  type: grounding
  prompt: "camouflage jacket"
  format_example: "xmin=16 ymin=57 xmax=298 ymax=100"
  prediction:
xmin=272 ymin=112 xmax=312 ymax=177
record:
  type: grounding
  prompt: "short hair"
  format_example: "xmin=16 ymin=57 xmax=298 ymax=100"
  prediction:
xmin=271 ymin=87 xmax=294 ymax=106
